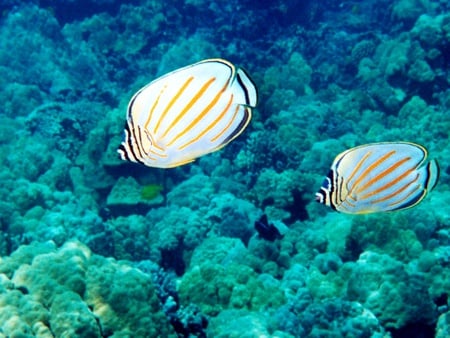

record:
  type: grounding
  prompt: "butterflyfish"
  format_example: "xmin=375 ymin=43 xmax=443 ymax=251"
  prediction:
xmin=118 ymin=58 xmax=258 ymax=168
xmin=315 ymin=142 xmax=439 ymax=214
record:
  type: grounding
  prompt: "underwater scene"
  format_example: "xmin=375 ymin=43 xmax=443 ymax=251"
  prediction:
xmin=0 ymin=0 xmax=449 ymax=337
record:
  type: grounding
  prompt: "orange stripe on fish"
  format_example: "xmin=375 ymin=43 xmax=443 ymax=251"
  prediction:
xmin=178 ymin=93 xmax=234 ymax=151
xmin=117 ymin=59 xmax=257 ymax=168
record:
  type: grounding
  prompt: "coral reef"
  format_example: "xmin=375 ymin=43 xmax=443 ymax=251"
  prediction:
xmin=178 ymin=261 xmax=286 ymax=317
xmin=0 ymin=0 xmax=448 ymax=336
xmin=0 ymin=241 xmax=174 ymax=337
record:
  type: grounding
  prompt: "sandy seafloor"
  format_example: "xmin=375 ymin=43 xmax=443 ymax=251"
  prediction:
xmin=0 ymin=0 xmax=449 ymax=337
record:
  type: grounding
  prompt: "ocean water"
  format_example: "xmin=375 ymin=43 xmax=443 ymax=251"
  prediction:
xmin=0 ymin=0 xmax=449 ymax=337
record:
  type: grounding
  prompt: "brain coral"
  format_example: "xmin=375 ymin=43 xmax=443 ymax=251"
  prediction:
xmin=0 ymin=241 xmax=174 ymax=337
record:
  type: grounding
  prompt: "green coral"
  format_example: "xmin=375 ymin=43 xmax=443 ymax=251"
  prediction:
xmin=0 ymin=241 xmax=174 ymax=337
xmin=306 ymin=267 xmax=347 ymax=300
xmin=85 ymin=255 xmax=172 ymax=337
xmin=407 ymin=59 xmax=435 ymax=82
xmin=375 ymin=38 xmax=411 ymax=77
xmin=436 ymin=311 xmax=450 ymax=338
xmin=178 ymin=263 xmax=286 ymax=316
xmin=208 ymin=310 xmax=295 ymax=338
xmin=426 ymin=247 xmax=450 ymax=301
xmin=188 ymin=237 xmax=251 ymax=268
xmin=106 ymin=176 xmax=164 ymax=209
xmin=412 ymin=14 xmax=448 ymax=47
xmin=346 ymin=213 xmax=425 ymax=262
xmin=252 ymin=168 xmax=313 ymax=219
xmin=346 ymin=251 xmax=437 ymax=329
xmin=391 ymin=0 xmax=437 ymax=23
xmin=50 ymin=292 xmax=100 ymax=337
xmin=262 ymin=52 xmax=312 ymax=96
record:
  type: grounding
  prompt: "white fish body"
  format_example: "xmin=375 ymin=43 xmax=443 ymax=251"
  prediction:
xmin=118 ymin=59 xmax=257 ymax=168
xmin=315 ymin=142 xmax=439 ymax=214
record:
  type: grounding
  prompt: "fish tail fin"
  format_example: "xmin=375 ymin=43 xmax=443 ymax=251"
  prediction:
xmin=425 ymin=159 xmax=439 ymax=191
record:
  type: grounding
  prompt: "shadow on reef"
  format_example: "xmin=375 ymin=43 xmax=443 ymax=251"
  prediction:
xmin=149 ymin=265 xmax=208 ymax=338
xmin=285 ymin=188 xmax=310 ymax=223
xmin=254 ymin=214 xmax=283 ymax=242
xmin=261 ymin=188 xmax=310 ymax=224
xmin=388 ymin=321 xmax=435 ymax=338
xmin=161 ymin=244 xmax=186 ymax=276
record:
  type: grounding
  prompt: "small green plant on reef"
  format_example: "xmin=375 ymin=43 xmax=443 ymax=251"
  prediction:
xmin=141 ymin=184 xmax=163 ymax=200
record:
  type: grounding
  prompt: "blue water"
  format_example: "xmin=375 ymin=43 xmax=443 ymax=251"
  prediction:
xmin=0 ymin=0 xmax=449 ymax=337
